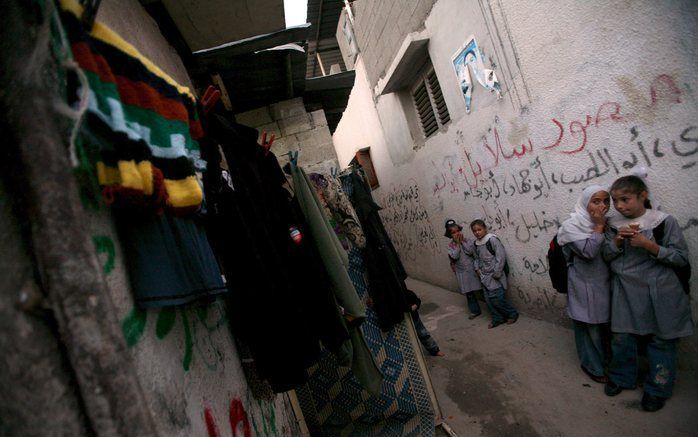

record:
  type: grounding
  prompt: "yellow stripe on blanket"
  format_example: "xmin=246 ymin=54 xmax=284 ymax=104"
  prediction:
xmin=96 ymin=161 xmax=120 ymax=186
xmin=137 ymin=161 xmax=154 ymax=195
xmin=164 ymin=176 xmax=203 ymax=208
xmin=118 ymin=160 xmax=145 ymax=191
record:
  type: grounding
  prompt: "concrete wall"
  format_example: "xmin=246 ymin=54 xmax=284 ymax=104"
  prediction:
xmin=236 ymin=98 xmax=340 ymax=173
xmin=86 ymin=1 xmax=300 ymax=434
xmin=333 ymin=0 xmax=698 ymax=365
xmin=351 ymin=0 xmax=437 ymax=89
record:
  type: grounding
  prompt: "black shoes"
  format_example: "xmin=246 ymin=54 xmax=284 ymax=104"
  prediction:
xmin=604 ymin=381 xmax=623 ymax=396
xmin=641 ymin=393 xmax=666 ymax=412
xmin=468 ymin=313 xmax=481 ymax=320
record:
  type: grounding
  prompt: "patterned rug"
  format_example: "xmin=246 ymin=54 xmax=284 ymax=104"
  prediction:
xmin=294 ymin=177 xmax=434 ymax=436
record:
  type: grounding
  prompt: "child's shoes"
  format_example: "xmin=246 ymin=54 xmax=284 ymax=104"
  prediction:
xmin=641 ymin=393 xmax=666 ymax=412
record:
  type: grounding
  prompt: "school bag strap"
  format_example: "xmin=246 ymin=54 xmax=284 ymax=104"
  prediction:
xmin=484 ymin=238 xmax=510 ymax=276
xmin=652 ymin=219 xmax=691 ymax=294
xmin=547 ymin=235 xmax=570 ymax=294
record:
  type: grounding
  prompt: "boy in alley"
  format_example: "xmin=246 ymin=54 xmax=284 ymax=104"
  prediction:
xmin=469 ymin=219 xmax=519 ymax=329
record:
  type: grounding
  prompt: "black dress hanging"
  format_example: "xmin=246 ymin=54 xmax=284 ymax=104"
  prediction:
xmin=202 ymin=114 xmax=348 ymax=392
xmin=348 ymin=171 xmax=409 ymax=331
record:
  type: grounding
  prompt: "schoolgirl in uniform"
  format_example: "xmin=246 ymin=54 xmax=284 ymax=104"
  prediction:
xmin=469 ymin=219 xmax=519 ymax=329
xmin=603 ymin=176 xmax=694 ymax=412
xmin=557 ymin=185 xmax=611 ymax=383
xmin=445 ymin=219 xmax=483 ymax=319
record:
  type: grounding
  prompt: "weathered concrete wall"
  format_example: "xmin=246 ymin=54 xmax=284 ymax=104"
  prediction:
xmin=334 ymin=0 xmax=698 ymax=365
xmin=351 ymin=0 xmax=437 ymax=89
xmin=73 ymin=1 xmax=299 ymax=434
xmin=98 ymin=0 xmax=192 ymax=89
xmin=236 ymin=98 xmax=339 ymax=173
xmin=0 ymin=177 xmax=90 ymax=436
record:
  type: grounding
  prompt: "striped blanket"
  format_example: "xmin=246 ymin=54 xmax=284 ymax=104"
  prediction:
xmin=60 ymin=0 xmax=203 ymax=214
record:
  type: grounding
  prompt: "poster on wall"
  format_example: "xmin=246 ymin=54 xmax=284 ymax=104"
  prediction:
xmin=452 ymin=36 xmax=502 ymax=113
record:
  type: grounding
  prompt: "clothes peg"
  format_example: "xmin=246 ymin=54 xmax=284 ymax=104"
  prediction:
xmin=260 ymin=131 xmax=275 ymax=155
xmin=289 ymin=150 xmax=299 ymax=166
xmin=201 ymin=85 xmax=221 ymax=115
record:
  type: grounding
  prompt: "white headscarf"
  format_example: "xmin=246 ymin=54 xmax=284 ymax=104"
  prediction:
xmin=474 ymin=233 xmax=497 ymax=246
xmin=556 ymin=185 xmax=608 ymax=245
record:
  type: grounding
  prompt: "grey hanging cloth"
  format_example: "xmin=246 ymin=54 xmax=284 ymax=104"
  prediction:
xmin=292 ymin=164 xmax=383 ymax=396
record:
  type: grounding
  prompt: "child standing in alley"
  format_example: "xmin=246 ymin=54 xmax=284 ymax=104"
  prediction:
xmin=603 ymin=175 xmax=694 ymax=412
xmin=470 ymin=219 xmax=519 ymax=329
xmin=445 ymin=219 xmax=483 ymax=319
xmin=557 ymin=185 xmax=611 ymax=384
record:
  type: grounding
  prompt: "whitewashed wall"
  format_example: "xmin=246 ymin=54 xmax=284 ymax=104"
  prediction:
xmin=334 ymin=0 xmax=698 ymax=363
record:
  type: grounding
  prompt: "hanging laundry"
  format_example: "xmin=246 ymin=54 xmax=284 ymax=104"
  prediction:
xmin=58 ymin=0 xmax=226 ymax=309
xmin=309 ymin=173 xmax=366 ymax=250
xmin=60 ymin=0 xmax=203 ymax=214
xmin=202 ymin=114 xmax=349 ymax=393
xmin=114 ymin=212 xmax=226 ymax=308
xmin=292 ymin=165 xmax=382 ymax=396
xmin=296 ymin=167 xmax=436 ymax=434
xmin=346 ymin=171 xmax=410 ymax=331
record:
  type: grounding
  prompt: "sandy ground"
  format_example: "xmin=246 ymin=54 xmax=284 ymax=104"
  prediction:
xmin=406 ymin=278 xmax=698 ymax=437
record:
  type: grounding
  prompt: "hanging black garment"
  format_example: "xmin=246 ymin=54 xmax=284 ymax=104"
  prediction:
xmin=348 ymin=172 xmax=409 ymax=331
xmin=202 ymin=114 xmax=348 ymax=392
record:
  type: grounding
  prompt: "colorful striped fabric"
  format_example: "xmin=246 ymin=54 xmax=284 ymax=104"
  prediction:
xmin=60 ymin=0 xmax=203 ymax=213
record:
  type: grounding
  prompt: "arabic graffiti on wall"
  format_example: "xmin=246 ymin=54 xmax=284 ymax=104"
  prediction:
xmin=397 ymin=72 xmax=696 ymax=315
xmin=379 ymin=181 xmax=440 ymax=261
xmin=430 ymin=74 xmax=692 ymax=198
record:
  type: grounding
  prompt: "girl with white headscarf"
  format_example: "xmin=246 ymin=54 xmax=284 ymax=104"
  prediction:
xmin=557 ymin=185 xmax=612 ymax=384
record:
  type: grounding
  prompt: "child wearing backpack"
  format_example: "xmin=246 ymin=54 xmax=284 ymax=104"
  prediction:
xmin=603 ymin=175 xmax=694 ymax=412
xmin=470 ymin=219 xmax=518 ymax=329
xmin=556 ymin=185 xmax=611 ymax=384
xmin=445 ymin=219 xmax=483 ymax=319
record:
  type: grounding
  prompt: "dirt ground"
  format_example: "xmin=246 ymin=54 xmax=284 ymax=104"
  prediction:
xmin=406 ymin=278 xmax=698 ymax=437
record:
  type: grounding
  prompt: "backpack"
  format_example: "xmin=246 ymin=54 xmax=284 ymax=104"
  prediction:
xmin=653 ymin=220 xmax=691 ymax=294
xmin=484 ymin=239 xmax=510 ymax=276
xmin=547 ymin=235 xmax=569 ymax=294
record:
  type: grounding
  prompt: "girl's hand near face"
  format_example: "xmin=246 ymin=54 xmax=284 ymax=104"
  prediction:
xmin=589 ymin=205 xmax=608 ymax=232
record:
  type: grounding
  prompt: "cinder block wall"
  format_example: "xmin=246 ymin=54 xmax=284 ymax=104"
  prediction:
xmin=350 ymin=0 xmax=438 ymax=89
xmin=236 ymin=98 xmax=340 ymax=174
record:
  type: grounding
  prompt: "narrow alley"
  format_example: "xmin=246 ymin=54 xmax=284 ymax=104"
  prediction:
xmin=409 ymin=278 xmax=698 ymax=437
xmin=1 ymin=0 xmax=696 ymax=436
